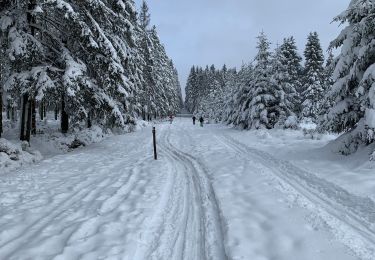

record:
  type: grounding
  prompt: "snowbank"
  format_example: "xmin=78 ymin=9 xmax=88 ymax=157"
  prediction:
xmin=0 ymin=117 xmax=154 ymax=173
xmin=33 ymin=125 xmax=111 ymax=153
xmin=0 ymin=138 xmax=42 ymax=174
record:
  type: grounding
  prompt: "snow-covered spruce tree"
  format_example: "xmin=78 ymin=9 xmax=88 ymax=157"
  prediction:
xmin=148 ymin=27 xmax=180 ymax=117
xmin=317 ymin=50 xmax=337 ymax=131
xmin=224 ymin=63 xmax=253 ymax=125
xmin=1 ymin=0 xmax=61 ymax=140
xmin=270 ymin=38 xmax=302 ymax=128
xmin=221 ymin=67 xmax=239 ymax=124
xmin=184 ymin=66 xmax=196 ymax=112
xmin=0 ymin=23 xmax=8 ymax=138
xmin=136 ymin=1 xmax=181 ymax=120
xmin=208 ymin=65 xmax=232 ymax=122
xmin=137 ymin=0 xmax=155 ymax=120
xmin=1 ymin=0 xmax=140 ymax=138
xmin=234 ymin=32 xmax=282 ymax=129
xmin=185 ymin=66 xmax=207 ymax=114
xmin=321 ymin=0 xmax=375 ymax=154
xmin=301 ymin=32 xmax=325 ymax=121
xmin=56 ymin=0 xmax=140 ymax=128
xmin=185 ymin=64 xmax=227 ymax=121
xmin=1 ymin=0 xmax=181 ymax=142
xmin=0 ymin=81 xmax=2 ymax=138
xmin=175 ymin=67 xmax=184 ymax=110
xmin=280 ymin=37 xmax=303 ymax=116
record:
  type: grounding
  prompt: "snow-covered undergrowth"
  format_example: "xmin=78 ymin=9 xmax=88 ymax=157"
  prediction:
xmin=37 ymin=125 xmax=110 ymax=152
xmin=0 ymin=117 xmax=157 ymax=174
xmin=1 ymin=120 xmax=105 ymax=174
xmin=325 ymin=120 xmax=375 ymax=158
xmin=0 ymin=138 xmax=42 ymax=174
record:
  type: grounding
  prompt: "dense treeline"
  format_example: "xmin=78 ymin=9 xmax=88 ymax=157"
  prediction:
xmin=186 ymin=32 xmax=330 ymax=128
xmin=185 ymin=0 xmax=375 ymax=155
xmin=0 ymin=0 xmax=182 ymax=141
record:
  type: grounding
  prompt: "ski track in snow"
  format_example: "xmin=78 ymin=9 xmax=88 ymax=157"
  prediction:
xmin=214 ymin=133 xmax=375 ymax=260
xmin=0 ymin=119 xmax=373 ymax=259
xmin=0 ymin=131 xmax=166 ymax=260
xmin=0 ymin=124 xmax=228 ymax=260
xmin=133 ymin=124 xmax=228 ymax=260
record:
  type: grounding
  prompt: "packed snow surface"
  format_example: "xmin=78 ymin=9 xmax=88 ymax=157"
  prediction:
xmin=1 ymin=118 xmax=374 ymax=260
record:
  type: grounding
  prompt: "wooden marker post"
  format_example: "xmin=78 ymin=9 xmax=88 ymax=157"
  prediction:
xmin=152 ymin=127 xmax=157 ymax=160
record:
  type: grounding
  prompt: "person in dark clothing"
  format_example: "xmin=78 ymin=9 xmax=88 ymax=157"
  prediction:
xmin=199 ymin=116 xmax=204 ymax=127
xmin=192 ymin=116 xmax=196 ymax=125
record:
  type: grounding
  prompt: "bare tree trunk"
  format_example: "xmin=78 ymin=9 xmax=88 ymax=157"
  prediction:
xmin=20 ymin=94 xmax=28 ymax=141
xmin=87 ymin=112 xmax=92 ymax=128
xmin=6 ymin=104 xmax=10 ymax=120
xmin=11 ymin=107 xmax=15 ymax=122
xmin=61 ymin=94 xmax=69 ymax=133
xmin=0 ymin=89 xmax=3 ymax=138
xmin=21 ymin=0 xmax=36 ymax=143
xmin=54 ymin=104 xmax=58 ymax=120
xmin=142 ymin=109 xmax=146 ymax=121
xmin=39 ymin=101 xmax=44 ymax=121
xmin=31 ymin=99 xmax=36 ymax=135
xmin=25 ymin=98 xmax=32 ymax=142
xmin=43 ymin=103 xmax=46 ymax=118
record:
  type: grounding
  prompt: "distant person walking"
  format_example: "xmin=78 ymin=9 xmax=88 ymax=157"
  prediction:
xmin=199 ymin=116 xmax=204 ymax=127
xmin=169 ymin=115 xmax=173 ymax=124
xmin=192 ymin=116 xmax=196 ymax=125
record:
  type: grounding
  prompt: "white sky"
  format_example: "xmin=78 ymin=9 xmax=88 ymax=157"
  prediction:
xmin=134 ymin=0 xmax=349 ymax=98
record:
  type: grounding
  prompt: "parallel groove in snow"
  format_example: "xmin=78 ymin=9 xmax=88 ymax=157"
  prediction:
xmin=0 ymin=135 xmax=159 ymax=259
xmin=133 ymin=125 xmax=228 ymax=260
xmin=216 ymin=133 xmax=375 ymax=260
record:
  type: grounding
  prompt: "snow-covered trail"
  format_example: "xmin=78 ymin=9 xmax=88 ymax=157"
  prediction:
xmin=216 ymin=134 xmax=375 ymax=254
xmin=167 ymin=119 xmax=368 ymax=260
xmin=0 ymin=129 xmax=165 ymax=259
xmin=0 ymin=122 xmax=228 ymax=260
xmin=0 ymin=118 xmax=372 ymax=260
xmin=134 ymin=125 xmax=227 ymax=260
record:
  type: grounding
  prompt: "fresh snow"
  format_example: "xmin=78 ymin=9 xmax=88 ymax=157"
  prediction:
xmin=1 ymin=119 xmax=374 ymax=260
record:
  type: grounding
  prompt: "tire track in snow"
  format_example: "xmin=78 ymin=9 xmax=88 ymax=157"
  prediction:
xmin=215 ymin=133 xmax=375 ymax=260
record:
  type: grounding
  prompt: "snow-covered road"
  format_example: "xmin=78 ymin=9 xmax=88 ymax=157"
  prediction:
xmin=0 ymin=119 xmax=373 ymax=259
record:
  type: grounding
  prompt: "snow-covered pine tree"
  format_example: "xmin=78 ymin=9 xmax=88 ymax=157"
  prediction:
xmin=317 ymin=50 xmax=337 ymax=131
xmin=322 ymin=0 xmax=375 ymax=154
xmin=208 ymin=65 xmax=229 ymax=122
xmin=269 ymin=37 xmax=303 ymax=128
xmin=1 ymin=0 xmax=60 ymax=140
xmin=224 ymin=63 xmax=253 ymax=125
xmin=149 ymin=27 xmax=180 ymax=117
xmin=235 ymin=32 xmax=282 ymax=129
xmin=280 ymin=37 xmax=303 ymax=115
xmin=185 ymin=66 xmax=196 ymax=113
xmin=301 ymin=32 xmax=325 ymax=121
xmin=0 ymin=0 xmax=181 ymax=142
xmin=137 ymin=1 xmax=158 ymax=120
xmin=0 ymin=24 xmax=8 ymax=138
xmin=0 ymin=81 xmax=2 ymax=138
xmin=174 ymin=67 xmax=184 ymax=110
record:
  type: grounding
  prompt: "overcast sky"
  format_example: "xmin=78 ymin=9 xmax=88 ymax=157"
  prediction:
xmin=134 ymin=0 xmax=349 ymax=97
